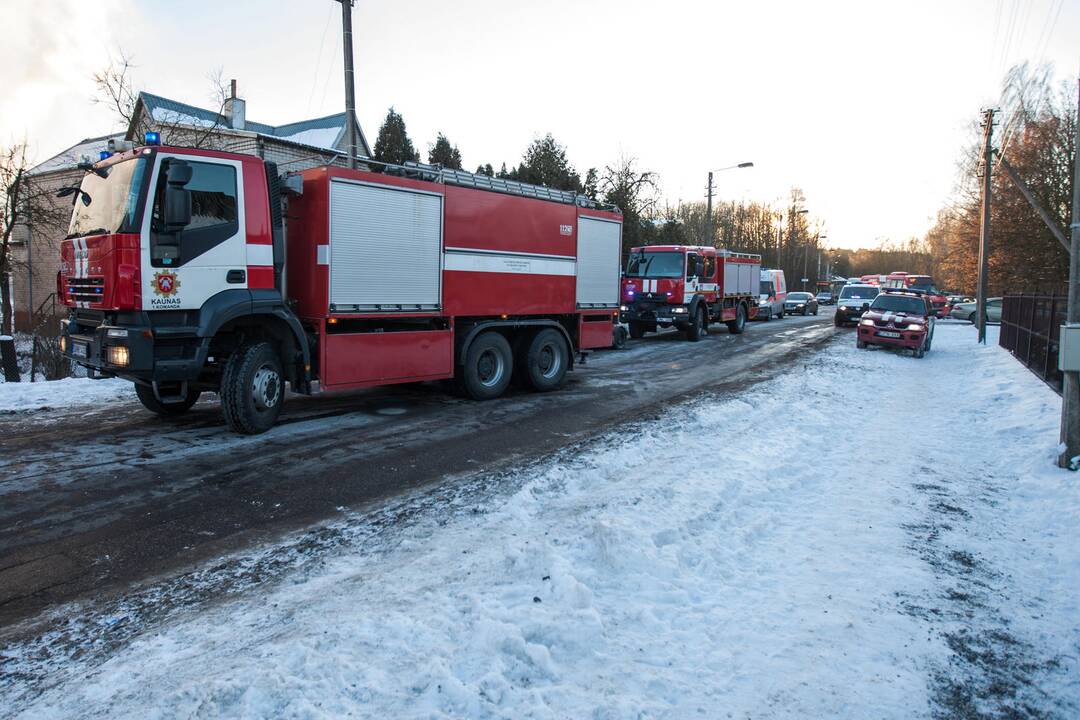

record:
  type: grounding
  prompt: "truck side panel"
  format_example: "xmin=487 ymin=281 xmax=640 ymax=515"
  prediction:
xmin=322 ymin=328 xmax=453 ymax=388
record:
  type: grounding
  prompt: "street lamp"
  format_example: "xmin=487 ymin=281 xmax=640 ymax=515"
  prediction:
xmin=705 ymin=162 xmax=754 ymax=243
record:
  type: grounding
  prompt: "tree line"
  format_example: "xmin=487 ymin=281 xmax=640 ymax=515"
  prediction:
xmin=924 ymin=63 xmax=1076 ymax=295
xmin=371 ymin=107 xmax=840 ymax=289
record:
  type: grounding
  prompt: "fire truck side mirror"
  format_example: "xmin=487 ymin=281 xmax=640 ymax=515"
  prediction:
xmin=163 ymin=160 xmax=193 ymax=232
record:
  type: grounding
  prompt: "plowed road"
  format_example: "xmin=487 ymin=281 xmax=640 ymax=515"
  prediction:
xmin=0 ymin=313 xmax=834 ymax=628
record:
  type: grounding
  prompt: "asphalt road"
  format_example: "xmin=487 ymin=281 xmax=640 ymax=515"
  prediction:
xmin=0 ymin=311 xmax=835 ymax=629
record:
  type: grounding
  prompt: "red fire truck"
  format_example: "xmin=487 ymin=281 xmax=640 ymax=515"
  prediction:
xmin=57 ymin=140 xmax=622 ymax=433
xmin=620 ymin=245 xmax=761 ymax=340
xmin=884 ymin=272 xmax=949 ymax=318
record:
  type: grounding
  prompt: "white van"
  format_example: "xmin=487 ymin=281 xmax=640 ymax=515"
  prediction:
xmin=757 ymin=268 xmax=787 ymax=320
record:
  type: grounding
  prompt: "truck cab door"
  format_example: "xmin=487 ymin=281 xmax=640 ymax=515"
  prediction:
xmin=142 ymin=154 xmax=247 ymax=311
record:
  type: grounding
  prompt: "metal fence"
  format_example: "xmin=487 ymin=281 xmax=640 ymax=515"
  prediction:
xmin=1000 ymin=293 xmax=1066 ymax=394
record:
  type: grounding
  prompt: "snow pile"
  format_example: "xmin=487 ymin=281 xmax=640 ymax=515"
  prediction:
xmin=0 ymin=376 xmax=132 ymax=414
xmin=6 ymin=324 xmax=1078 ymax=719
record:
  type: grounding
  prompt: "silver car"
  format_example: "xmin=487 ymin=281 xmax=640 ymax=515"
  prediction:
xmin=950 ymin=297 xmax=1001 ymax=323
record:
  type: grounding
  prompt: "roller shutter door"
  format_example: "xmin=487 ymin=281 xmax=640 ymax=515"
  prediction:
xmin=329 ymin=180 xmax=442 ymax=311
xmin=576 ymin=217 xmax=621 ymax=308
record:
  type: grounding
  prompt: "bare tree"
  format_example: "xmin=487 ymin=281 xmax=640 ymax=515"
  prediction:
xmin=93 ymin=51 xmax=233 ymax=150
xmin=1 ymin=142 xmax=70 ymax=380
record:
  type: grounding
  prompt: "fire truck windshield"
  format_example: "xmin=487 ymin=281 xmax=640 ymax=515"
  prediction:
xmin=66 ymin=157 xmax=149 ymax=239
xmin=626 ymin=251 xmax=683 ymax=279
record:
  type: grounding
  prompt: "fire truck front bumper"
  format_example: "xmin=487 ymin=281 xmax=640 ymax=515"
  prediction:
xmin=59 ymin=317 xmax=206 ymax=383
xmin=623 ymin=302 xmax=689 ymax=327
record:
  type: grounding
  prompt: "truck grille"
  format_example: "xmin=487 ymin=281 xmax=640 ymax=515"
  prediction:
xmin=67 ymin=277 xmax=105 ymax=304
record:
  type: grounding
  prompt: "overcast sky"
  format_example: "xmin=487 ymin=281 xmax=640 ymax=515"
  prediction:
xmin=2 ymin=0 xmax=1077 ymax=249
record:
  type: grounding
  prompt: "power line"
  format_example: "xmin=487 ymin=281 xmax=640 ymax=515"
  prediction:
xmin=306 ymin=2 xmax=335 ymax=115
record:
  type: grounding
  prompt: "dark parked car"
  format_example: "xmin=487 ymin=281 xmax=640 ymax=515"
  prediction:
xmin=784 ymin=292 xmax=818 ymax=315
xmin=815 ymin=291 xmax=834 ymax=305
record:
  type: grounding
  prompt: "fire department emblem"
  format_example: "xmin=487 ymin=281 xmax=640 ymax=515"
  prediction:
xmin=153 ymin=270 xmax=180 ymax=297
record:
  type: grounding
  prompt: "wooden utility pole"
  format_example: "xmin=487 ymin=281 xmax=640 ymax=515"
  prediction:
xmin=705 ymin=172 xmax=714 ymax=244
xmin=337 ymin=0 xmax=359 ymax=169
xmin=1058 ymin=77 xmax=1080 ymax=468
xmin=976 ymin=109 xmax=995 ymax=344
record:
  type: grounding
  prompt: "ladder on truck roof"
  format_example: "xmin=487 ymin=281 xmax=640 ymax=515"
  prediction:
xmin=373 ymin=159 xmax=618 ymax=212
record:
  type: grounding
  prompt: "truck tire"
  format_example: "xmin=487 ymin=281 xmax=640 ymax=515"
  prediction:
xmin=726 ymin=304 xmax=747 ymax=334
xmin=685 ymin=306 xmax=706 ymax=342
xmin=775 ymin=308 xmax=784 ymax=320
xmin=461 ymin=331 xmax=513 ymax=400
xmin=521 ymin=328 xmax=569 ymax=392
xmin=135 ymin=383 xmax=200 ymax=416
xmin=220 ymin=341 xmax=285 ymax=434
xmin=629 ymin=321 xmax=646 ymax=339
xmin=612 ymin=325 xmax=628 ymax=349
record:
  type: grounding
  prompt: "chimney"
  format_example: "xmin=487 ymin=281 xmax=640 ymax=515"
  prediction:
xmin=224 ymin=78 xmax=246 ymax=130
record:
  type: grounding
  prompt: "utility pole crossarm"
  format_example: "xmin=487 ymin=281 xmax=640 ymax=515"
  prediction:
xmin=995 ymin=152 xmax=1070 ymax=252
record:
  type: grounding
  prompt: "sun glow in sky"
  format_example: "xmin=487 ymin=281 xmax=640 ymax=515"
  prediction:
xmin=2 ymin=0 xmax=1076 ymax=249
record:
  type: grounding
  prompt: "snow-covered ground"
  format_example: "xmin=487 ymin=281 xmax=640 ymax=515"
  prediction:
xmin=0 ymin=375 xmax=132 ymax=414
xmin=3 ymin=324 xmax=1078 ymax=719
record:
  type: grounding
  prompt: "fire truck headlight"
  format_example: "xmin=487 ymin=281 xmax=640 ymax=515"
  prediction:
xmin=107 ymin=346 xmax=130 ymax=367
xmin=673 ymin=307 xmax=687 ymax=314
xmin=59 ymin=335 xmax=67 ymax=353
xmin=859 ymin=318 xmax=875 ymax=327
xmin=906 ymin=323 xmax=925 ymax=331
xmin=106 ymin=328 xmax=128 ymax=338
xmin=620 ymin=305 xmax=627 ymax=312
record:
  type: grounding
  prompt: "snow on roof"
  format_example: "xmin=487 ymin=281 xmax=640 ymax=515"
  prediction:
xmin=29 ymin=134 xmax=125 ymax=175
xmin=137 ymin=92 xmax=364 ymax=154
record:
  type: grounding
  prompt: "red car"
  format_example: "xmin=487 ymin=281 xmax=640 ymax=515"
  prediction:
xmin=856 ymin=290 xmax=935 ymax=358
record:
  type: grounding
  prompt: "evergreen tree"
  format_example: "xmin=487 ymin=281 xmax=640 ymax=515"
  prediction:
xmin=583 ymin=168 xmax=599 ymax=199
xmin=475 ymin=163 xmax=494 ymax=177
xmin=428 ymin=133 xmax=463 ymax=169
xmin=372 ymin=107 xmax=419 ymax=166
xmin=516 ymin=134 xmax=581 ymax=192
xmin=495 ymin=162 xmax=511 ymax=179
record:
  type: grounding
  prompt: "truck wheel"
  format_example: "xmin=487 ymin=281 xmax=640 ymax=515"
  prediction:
xmin=135 ymin=383 xmax=200 ymax=416
xmin=685 ymin=306 xmax=706 ymax=342
xmin=612 ymin=325 xmax=628 ymax=349
xmin=462 ymin=331 xmax=513 ymax=400
xmin=775 ymin=308 xmax=784 ymax=320
xmin=522 ymin=328 xmax=569 ymax=392
xmin=726 ymin=304 xmax=747 ymax=334
xmin=968 ymin=312 xmax=976 ymax=324
xmin=629 ymin=321 xmax=646 ymax=339
xmin=220 ymin=342 xmax=285 ymax=434
xmin=914 ymin=346 xmax=925 ymax=358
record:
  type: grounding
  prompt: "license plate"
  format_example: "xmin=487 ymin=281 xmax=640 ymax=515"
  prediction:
xmin=878 ymin=331 xmax=901 ymax=338
xmin=72 ymin=342 xmax=88 ymax=358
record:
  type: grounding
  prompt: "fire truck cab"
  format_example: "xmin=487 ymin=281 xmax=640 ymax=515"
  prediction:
xmin=57 ymin=141 xmax=622 ymax=433
xmin=884 ymin=272 xmax=949 ymax=318
xmin=620 ymin=245 xmax=760 ymax=341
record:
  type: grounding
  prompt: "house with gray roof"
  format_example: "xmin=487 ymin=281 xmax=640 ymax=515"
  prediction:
xmin=9 ymin=86 xmax=370 ymax=332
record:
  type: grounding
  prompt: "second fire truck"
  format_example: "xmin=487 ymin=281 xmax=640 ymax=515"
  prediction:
xmin=620 ymin=245 xmax=761 ymax=340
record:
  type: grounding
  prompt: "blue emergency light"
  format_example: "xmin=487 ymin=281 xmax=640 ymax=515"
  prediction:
xmin=144 ymin=131 xmax=161 ymax=146
xmin=99 ymin=151 xmax=111 ymax=161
